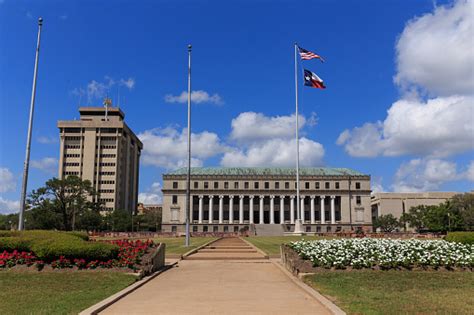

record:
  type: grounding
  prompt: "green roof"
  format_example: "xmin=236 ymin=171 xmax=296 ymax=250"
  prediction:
xmin=165 ymin=167 xmax=367 ymax=176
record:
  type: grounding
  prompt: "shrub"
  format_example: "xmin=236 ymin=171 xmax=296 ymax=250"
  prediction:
xmin=445 ymin=232 xmax=474 ymax=245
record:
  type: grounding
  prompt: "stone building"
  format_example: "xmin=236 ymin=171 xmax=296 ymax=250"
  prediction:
xmin=57 ymin=106 xmax=142 ymax=212
xmin=162 ymin=167 xmax=372 ymax=234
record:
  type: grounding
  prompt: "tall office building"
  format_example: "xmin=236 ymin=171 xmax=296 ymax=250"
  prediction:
xmin=57 ymin=106 xmax=143 ymax=212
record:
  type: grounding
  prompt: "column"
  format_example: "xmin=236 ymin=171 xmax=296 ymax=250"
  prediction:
xmin=331 ymin=195 xmax=336 ymax=224
xmin=300 ymin=197 xmax=305 ymax=222
xmin=259 ymin=195 xmax=264 ymax=224
xmin=198 ymin=195 xmax=203 ymax=224
xmin=249 ymin=195 xmax=254 ymax=224
xmin=229 ymin=195 xmax=234 ymax=224
xmin=270 ymin=195 xmax=275 ymax=224
xmin=219 ymin=195 xmax=224 ymax=224
xmin=290 ymin=195 xmax=295 ymax=224
xmin=239 ymin=195 xmax=244 ymax=224
xmin=320 ymin=195 xmax=325 ymax=223
xmin=209 ymin=195 xmax=214 ymax=223
xmin=310 ymin=195 xmax=315 ymax=224
xmin=280 ymin=196 xmax=285 ymax=224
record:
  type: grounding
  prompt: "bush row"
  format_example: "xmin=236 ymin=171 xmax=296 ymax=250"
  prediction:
xmin=445 ymin=232 xmax=474 ymax=245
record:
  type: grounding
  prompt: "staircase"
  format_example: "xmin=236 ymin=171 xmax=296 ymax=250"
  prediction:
xmin=185 ymin=237 xmax=268 ymax=260
xmin=254 ymin=224 xmax=285 ymax=236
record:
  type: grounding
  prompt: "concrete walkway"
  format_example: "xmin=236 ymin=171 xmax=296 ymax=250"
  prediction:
xmin=100 ymin=238 xmax=333 ymax=315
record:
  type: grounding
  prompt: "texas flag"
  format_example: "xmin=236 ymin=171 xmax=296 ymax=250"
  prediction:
xmin=303 ymin=69 xmax=326 ymax=89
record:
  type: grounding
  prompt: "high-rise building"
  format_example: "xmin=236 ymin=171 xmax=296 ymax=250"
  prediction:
xmin=57 ymin=106 xmax=143 ymax=212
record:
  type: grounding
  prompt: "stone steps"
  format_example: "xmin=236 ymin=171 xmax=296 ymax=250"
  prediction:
xmin=199 ymin=249 xmax=257 ymax=253
xmin=184 ymin=237 xmax=268 ymax=260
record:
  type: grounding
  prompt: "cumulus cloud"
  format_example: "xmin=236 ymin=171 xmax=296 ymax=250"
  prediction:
xmin=138 ymin=127 xmax=228 ymax=169
xmin=72 ymin=76 xmax=135 ymax=103
xmin=31 ymin=157 xmax=58 ymax=175
xmin=392 ymin=158 xmax=460 ymax=192
xmin=138 ymin=182 xmax=163 ymax=204
xmin=0 ymin=168 xmax=15 ymax=193
xmin=0 ymin=197 xmax=20 ymax=214
xmin=165 ymin=90 xmax=223 ymax=105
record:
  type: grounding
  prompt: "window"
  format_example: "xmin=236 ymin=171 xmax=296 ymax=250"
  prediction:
xmin=264 ymin=182 xmax=269 ymax=189
xmin=325 ymin=182 xmax=330 ymax=189
xmin=336 ymin=226 xmax=342 ymax=232
xmin=356 ymin=196 xmax=361 ymax=205
xmin=356 ymin=182 xmax=361 ymax=189
xmin=194 ymin=182 xmax=198 ymax=189
xmin=254 ymin=182 xmax=259 ymax=189
xmin=244 ymin=182 xmax=249 ymax=189
xmin=305 ymin=226 xmax=311 ymax=232
xmin=224 ymin=182 xmax=229 ymax=189
xmin=171 ymin=226 xmax=177 ymax=233
xmin=192 ymin=226 xmax=198 ymax=232
xmin=285 ymin=182 xmax=290 ymax=189
xmin=326 ymin=226 xmax=332 ymax=232
xmin=305 ymin=182 xmax=310 ymax=189
xmin=224 ymin=226 xmax=229 ymax=232
xmin=172 ymin=195 xmax=178 ymax=204
xmin=316 ymin=226 xmax=321 ymax=232
xmin=204 ymin=182 xmax=209 ymax=189
xmin=275 ymin=182 xmax=280 ymax=189
xmin=203 ymin=226 xmax=208 ymax=232
xmin=213 ymin=226 xmax=218 ymax=232
xmin=173 ymin=182 xmax=178 ymax=189
xmin=234 ymin=226 xmax=239 ymax=233
xmin=214 ymin=182 xmax=219 ymax=189
xmin=335 ymin=182 xmax=340 ymax=189
xmin=315 ymin=182 xmax=320 ymax=189
xmin=234 ymin=182 xmax=239 ymax=189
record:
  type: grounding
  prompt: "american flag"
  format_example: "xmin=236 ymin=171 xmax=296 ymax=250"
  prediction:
xmin=298 ymin=46 xmax=324 ymax=62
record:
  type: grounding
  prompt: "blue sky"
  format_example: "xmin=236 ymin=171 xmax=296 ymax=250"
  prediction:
xmin=0 ymin=0 xmax=473 ymax=210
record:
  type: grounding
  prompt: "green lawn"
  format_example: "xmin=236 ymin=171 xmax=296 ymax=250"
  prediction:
xmin=304 ymin=270 xmax=474 ymax=315
xmin=246 ymin=236 xmax=322 ymax=256
xmin=0 ymin=271 xmax=136 ymax=315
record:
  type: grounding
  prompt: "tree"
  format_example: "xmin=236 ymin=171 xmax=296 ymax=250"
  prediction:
xmin=109 ymin=209 xmax=132 ymax=232
xmin=400 ymin=205 xmax=429 ymax=232
xmin=450 ymin=193 xmax=474 ymax=231
xmin=28 ymin=176 xmax=101 ymax=231
xmin=373 ymin=214 xmax=402 ymax=233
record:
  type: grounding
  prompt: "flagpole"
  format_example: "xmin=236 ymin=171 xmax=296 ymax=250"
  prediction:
xmin=185 ymin=44 xmax=192 ymax=247
xmin=294 ymin=43 xmax=303 ymax=234
xmin=18 ymin=17 xmax=43 ymax=231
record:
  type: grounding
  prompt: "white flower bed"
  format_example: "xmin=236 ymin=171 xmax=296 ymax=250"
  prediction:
xmin=289 ymin=238 xmax=473 ymax=269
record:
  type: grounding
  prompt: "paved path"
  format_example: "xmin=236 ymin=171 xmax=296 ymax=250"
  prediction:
xmin=100 ymin=238 xmax=332 ymax=315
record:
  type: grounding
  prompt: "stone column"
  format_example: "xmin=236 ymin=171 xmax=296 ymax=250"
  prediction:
xmin=280 ymin=196 xmax=285 ymax=224
xmin=249 ymin=195 xmax=254 ymax=224
xmin=229 ymin=195 xmax=234 ymax=224
xmin=198 ymin=195 xmax=204 ymax=224
xmin=310 ymin=195 xmax=315 ymax=224
xmin=219 ymin=195 xmax=224 ymax=224
xmin=209 ymin=195 xmax=214 ymax=223
xmin=300 ymin=197 xmax=305 ymax=222
xmin=290 ymin=195 xmax=295 ymax=224
xmin=331 ymin=195 xmax=336 ymax=224
xmin=239 ymin=195 xmax=244 ymax=224
xmin=270 ymin=195 xmax=275 ymax=224
xmin=259 ymin=195 xmax=264 ymax=224
xmin=320 ymin=195 xmax=325 ymax=223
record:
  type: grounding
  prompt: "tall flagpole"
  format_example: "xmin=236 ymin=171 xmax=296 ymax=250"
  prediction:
xmin=294 ymin=42 xmax=303 ymax=234
xmin=185 ymin=44 xmax=192 ymax=247
xmin=19 ymin=17 xmax=43 ymax=231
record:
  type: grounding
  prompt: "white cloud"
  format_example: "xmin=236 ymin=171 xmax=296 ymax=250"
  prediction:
xmin=138 ymin=127 xmax=228 ymax=169
xmin=37 ymin=136 xmax=58 ymax=144
xmin=138 ymin=182 xmax=163 ymax=204
xmin=26 ymin=11 xmax=33 ymax=19
xmin=392 ymin=158 xmax=460 ymax=192
xmin=165 ymin=90 xmax=223 ymax=105
xmin=0 ymin=197 xmax=20 ymax=214
xmin=120 ymin=78 xmax=135 ymax=90
xmin=465 ymin=161 xmax=474 ymax=182
xmin=394 ymin=0 xmax=474 ymax=96
xmin=338 ymin=96 xmax=474 ymax=158
xmin=31 ymin=157 xmax=58 ymax=175
xmin=0 ymin=168 xmax=15 ymax=193
xmin=72 ymin=76 xmax=135 ymax=103
xmin=221 ymin=137 xmax=324 ymax=167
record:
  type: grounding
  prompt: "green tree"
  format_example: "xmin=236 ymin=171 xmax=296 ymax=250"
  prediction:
xmin=373 ymin=214 xmax=402 ymax=233
xmin=450 ymin=193 xmax=474 ymax=231
xmin=109 ymin=209 xmax=132 ymax=232
xmin=400 ymin=205 xmax=429 ymax=232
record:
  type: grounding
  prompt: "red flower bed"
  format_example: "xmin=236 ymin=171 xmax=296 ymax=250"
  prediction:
xmin=0 ymin=239 xmax=155 ymax=271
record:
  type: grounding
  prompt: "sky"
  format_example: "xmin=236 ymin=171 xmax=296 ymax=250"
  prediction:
xmin=0 ymin=0 xmax=473 ymax=212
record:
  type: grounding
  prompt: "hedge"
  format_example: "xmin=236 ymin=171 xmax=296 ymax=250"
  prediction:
xmin=0 ymin=230 xmax=118 ymax=262
xmin=445 ymin=232 xmax=474 ymax=245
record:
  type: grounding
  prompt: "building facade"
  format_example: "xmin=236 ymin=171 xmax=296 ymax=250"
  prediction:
xmin=57 ymin=106 xmax=143 ymax=212
xmin=162 ymin=167 xmax=372 ymax=234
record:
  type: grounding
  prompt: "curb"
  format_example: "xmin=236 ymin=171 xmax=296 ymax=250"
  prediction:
xmin=79 ymin=262 xmax=177 ymax=315
xmin=180 ymin=237 xmax=222 ymax=260
xmin=271 ymin=260 xmax=346 ymax=315
xmin=239 ymin=237 xmax=269 ymax=259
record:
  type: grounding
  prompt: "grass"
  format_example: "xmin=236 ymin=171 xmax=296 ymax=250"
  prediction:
xmin=0 ymin=270 xmax=136 ymax=315
xmin=304 ymin=270 xmax=474 ymax=315
xmin=246 ymin=236 xmax=322 ymax=256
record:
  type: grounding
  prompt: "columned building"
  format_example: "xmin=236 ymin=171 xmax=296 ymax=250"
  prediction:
xmin=57 ymin=106 xmax=143 ymax=213
xmin=162 ymin=167 xmax=372 ymax=234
